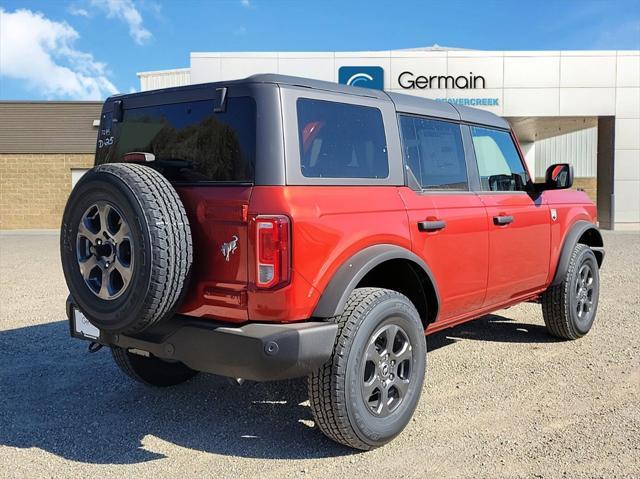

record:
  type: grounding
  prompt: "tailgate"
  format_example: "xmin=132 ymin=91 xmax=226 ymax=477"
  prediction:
xmin=175 ymin=185 xmax=252 ymax=321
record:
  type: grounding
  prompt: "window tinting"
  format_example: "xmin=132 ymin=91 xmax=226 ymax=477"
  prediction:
xmin=470 ymin=126 xmax=529 ymax=192
xmin=399 ymin=115 xmax=468 ymax=190
xmin=297 ymin=98 xmax=388 ymax=179
xmin=96 ymin=97 xmax=256 ymax=183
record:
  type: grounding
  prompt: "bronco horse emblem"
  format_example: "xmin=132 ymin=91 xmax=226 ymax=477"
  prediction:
xmin=220 ymin=235 xmax=239 ymax=262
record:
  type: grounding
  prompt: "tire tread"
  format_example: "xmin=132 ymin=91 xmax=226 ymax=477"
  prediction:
xmin=93 ymin=163 xmax=192 ymax=334
xmin=542 ymin=243 xmax=592 ymax=340
xmin=308 ymin=287 xmax=418 ymax=450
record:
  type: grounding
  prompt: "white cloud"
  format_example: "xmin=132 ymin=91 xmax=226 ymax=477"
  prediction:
xmin=0 ymin=8 xmax=118 ymax=100
xmin=90 ymin=0 xmax=151 ymax=45
xmin=233 ymin=26 xmax=247 ymax=35
xmin=240 ymin=0 xmax=252 ymax=8
xmin=68 ymin=5 xmax=90 ymax=17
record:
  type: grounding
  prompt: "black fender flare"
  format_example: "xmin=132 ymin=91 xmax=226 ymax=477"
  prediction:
xmin=312 ymin=244 xmax=440 ymax=319
xmin=551 ymin=220 xmax=604 ymax=286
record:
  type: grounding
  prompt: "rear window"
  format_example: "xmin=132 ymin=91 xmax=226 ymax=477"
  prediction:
xmin=96 ymin=97 xmax=256 ymax=183
xmin=296 ymin=98 xmax=388 ymax=179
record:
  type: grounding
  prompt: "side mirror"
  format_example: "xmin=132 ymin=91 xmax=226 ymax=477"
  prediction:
xmin=543 ymin=163 xmax=574 ymax=190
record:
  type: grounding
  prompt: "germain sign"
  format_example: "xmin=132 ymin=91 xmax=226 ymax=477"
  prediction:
xmin=338 ymin=66 xmax=384 ymax=90
xmin=396 ymin=70 xmax=499 ymax=106
xmin=337 ymin=67 xmax=499 ymax=106
xmin=398 ymin=71 xmax=486 ymax=89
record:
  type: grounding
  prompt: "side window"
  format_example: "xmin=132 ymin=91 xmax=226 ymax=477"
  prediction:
xmin=470 ymin=126 xmax=529 ymax=192
xmin=399 ymin=115 xmax=468 ymax=190
xmin=296 ymin=98 xmax=389 ymax=179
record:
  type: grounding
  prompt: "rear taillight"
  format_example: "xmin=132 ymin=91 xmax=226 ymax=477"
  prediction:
xmin=254 ymin=215 xmax=290 ymax=289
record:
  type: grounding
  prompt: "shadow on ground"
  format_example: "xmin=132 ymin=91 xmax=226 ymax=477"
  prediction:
xmin=428 ymin=313 xmax=562 ymax=351
xmin=0 ymin=314 xmax=557 ymax=464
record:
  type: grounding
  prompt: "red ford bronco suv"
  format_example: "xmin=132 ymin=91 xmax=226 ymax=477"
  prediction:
xmin=61 ymin=74 xmax=604 ymax=450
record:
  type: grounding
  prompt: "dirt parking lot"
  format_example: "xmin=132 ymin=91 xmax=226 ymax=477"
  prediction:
xmin=0 ymin=231 xmax=638 ymax=478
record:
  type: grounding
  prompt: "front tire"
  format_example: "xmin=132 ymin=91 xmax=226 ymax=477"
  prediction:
xmin=542 ymin=243 xmax=600 ymax=340
xmin=111 ymin=347 xmax=198 ymax=387
xmin=308 ymin=288 xmax=426 ymax=450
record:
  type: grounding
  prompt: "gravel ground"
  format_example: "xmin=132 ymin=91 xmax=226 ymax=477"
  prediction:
xmin=0 ymin=231 xmax=638 ymax=479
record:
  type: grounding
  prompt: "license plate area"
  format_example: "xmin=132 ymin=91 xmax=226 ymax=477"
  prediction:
xmin=72 ymin=308 xmax=101 ymax=340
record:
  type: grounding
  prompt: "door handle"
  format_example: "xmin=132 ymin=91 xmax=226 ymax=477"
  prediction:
xmin=493 ymin=215 xmax=514 ymax=226
xmin=417 ymin=219 xmax=447 ymax=232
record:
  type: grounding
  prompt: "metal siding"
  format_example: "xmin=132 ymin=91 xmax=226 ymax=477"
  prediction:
xmin=535 ymin=126 xmax=597 ymax=177
xmin=139 ymin=68 xmax=191 ymax=91
xmin=0 ymin=102 xmax=102 ymax=153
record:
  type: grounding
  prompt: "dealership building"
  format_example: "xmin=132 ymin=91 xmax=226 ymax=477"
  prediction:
xmin=0 ymin=46 xmax=638 ymax=230
xmin=138 ymin=47 xmax=640 ymax=231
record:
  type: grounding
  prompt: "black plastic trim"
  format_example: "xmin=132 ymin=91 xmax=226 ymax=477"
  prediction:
xmin=67 ymin=297 xmax=337 ymax=381
xmin=493 ymin=215 xmax=514 ymax=225
xmin=417 ymin=220 xmax=446 ymax=232
xmin=312 ymin=244 xmax=440 ymax=319
xmin=551 ymin=221 xmax=605 ymax=286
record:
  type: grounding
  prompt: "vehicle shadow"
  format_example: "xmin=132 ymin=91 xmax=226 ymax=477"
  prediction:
xmin=0 ymin=314 xmax=559 ymax=464
xmin=428 ymin=313 xmax=562 ymax=351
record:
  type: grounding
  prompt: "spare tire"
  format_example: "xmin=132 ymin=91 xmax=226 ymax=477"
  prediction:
xmin=60 ymin=163 xmax=193 ymax=335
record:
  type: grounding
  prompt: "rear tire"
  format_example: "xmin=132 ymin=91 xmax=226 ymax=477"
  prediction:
xmin=111 ymin=347 xmax=198 ymax=387
xmin=308 ymin=288 xmax=426 ymax=450
xmin=542 ymin=243 xmax=600 ymax=340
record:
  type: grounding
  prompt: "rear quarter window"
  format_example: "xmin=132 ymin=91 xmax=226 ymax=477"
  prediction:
xmin=296 ymin=98 xmax=389 ymax=179
xmin=96 ymin=97 xmax=256 ymax=183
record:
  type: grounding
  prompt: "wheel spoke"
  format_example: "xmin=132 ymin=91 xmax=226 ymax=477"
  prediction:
xmin=393 ymin=378 xmax=410 ymax=398
xmin=391 ymin=342 xmax=412 ymax=364
xmin=113 ymin=220 xmax=131 ymax=243
xmin=365 ymin=338 xmax=383 ymax=362
xmin=584 ymin=298 xmax=593 ymax=312
xmin=580 ymin=266 xmax=588 ymax=282
xmin=98 ymin=267 xmax=111 ymax=299
xmin=384 ymin=324 xmax=399 ymax=352
xmin=78 ymin=255 xmax=98 ymax=280
xmin=379 ymin=387 xmax=390 ymax=415
xmin=362 ymin=376 xmax=382 ymax=400
xmin=96 ymin=203 xmax=111 ymax=236
xmin=115 ymin=258 xmax=133 ymax=286
xmin=78 ymin=220 xmax=99 ymax=243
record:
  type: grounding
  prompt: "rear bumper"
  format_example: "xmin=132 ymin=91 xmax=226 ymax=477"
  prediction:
xmin=66 ymin=297 xmax=337 ymax=381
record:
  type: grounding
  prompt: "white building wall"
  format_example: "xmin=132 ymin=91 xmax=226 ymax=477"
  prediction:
xmin=613 ymin=52 xmax=640 ymax=227
xmin=536 ymin=127 xmax=598 ymax=178
xmin=137 ymin=68 xmax=191 ymax=91
xmin=139 ymin=49 xmax=640 ymax=229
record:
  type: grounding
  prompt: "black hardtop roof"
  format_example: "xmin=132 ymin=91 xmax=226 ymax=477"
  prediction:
xmin=109 ymin=73 xmax=509 ymax=130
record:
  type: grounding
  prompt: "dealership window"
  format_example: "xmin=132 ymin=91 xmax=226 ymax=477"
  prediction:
xmin=97 ymin=97 xmax=256 ymax=183
xmin=296 ymin=98 xmax=389 ymax=179
xmin=399 ymin=115 xmax=468 ymax=190
xmin=470 ymin=126 xmax=530 ymax=192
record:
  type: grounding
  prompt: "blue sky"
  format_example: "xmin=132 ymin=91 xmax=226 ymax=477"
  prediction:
xmin=1 ymin=0 xmax=639 ymax=100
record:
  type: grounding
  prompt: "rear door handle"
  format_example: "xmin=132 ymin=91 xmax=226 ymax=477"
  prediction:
xmin=417 ymin=220 xmax=447 ymax=232
xmin=493 ymin=215 xmax=514 ymax=225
